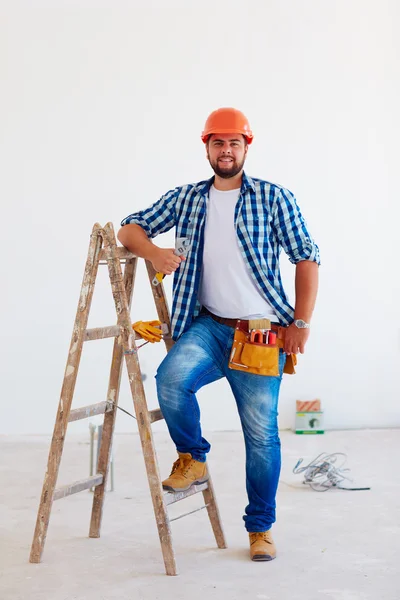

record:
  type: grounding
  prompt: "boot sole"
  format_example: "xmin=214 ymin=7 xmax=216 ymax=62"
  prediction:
xmin=162 ymin=476 xmax=209 ymax=493
xmin=251 ymin=554 xmax=276 ymax=562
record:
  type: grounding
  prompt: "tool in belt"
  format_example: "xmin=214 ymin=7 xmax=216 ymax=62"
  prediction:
xmin=202 ymin=307 xmax=297 ymax=376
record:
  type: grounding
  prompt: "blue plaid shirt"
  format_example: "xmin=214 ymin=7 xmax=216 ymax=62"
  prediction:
xmin=121 ymin=172 xmax=320 ymax=340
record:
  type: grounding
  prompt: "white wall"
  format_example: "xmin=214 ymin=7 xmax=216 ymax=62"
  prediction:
xmin=1 ymin=1 xmax=399 ymax=435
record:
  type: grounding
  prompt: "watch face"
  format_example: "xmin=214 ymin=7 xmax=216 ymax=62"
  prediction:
xmin=295 ymin=319 xmax=306 ymax=328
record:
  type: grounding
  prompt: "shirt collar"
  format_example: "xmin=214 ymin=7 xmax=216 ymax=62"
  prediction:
xmin=195 ymin=171 xmax=256 ymax=196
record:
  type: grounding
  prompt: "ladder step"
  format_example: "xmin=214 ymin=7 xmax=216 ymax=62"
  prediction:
xmin=68 ymin=401 xmax=113 ymax=423
xmin=164 ymin=482 xmax=209 ymax=506
xmin=84 ymin=325 xmax=121 ymax=341
xmin=99 ymin=247 xmax=135 ymax=261
xmin=149 ymin=408 xmax=164 ymax=423
xmin=84 ymin=324 xmax=171 ymax=342
xmin=53 ymin=475 xmax=103 ymax=501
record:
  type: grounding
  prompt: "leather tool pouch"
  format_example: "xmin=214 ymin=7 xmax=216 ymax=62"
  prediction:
xmin=228 ymin=321 xmax=297 ymax=376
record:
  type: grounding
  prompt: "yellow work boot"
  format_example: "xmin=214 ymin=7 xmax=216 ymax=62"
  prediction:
xmin=249 ymin=530 xmax=276 ymax=561
xmin=162 ymin=452 xmax=209 ymax=492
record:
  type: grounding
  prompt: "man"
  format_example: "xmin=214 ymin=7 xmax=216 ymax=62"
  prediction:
xmin=118 ymin=107 xmax=320 ymax=562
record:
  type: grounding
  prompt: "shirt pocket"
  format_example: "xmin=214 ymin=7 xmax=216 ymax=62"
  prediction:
xmin=176 ymin=217 xmax=194 ymax=239
xmin=245 ymin=211 xmax=274 ymax=242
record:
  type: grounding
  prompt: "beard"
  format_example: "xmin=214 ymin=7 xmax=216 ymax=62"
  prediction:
xmin=208 ymin=155 xmax=246 ymax=179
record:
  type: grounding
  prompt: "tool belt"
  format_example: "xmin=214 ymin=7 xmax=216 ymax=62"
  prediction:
xmin=201 ymin=307 xmax=297 ymax=376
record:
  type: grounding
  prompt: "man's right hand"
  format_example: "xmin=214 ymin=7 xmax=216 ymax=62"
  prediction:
xmin=117 ymin=224 xmax=185 ymax=275
xmin=150 ymin=247 xmax=185 ymax=275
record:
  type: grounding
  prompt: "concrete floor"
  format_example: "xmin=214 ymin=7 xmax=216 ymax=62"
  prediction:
xmin=0 ymin=429 xmax=399 ymax=600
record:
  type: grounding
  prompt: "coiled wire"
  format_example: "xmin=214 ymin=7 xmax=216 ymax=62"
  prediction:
xmin=293 ymin=452 xmax=370 ymax=491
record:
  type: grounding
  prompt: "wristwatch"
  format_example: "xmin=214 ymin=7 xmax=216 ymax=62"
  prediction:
xmin=293 ymin=319 xmax=310 ymax=329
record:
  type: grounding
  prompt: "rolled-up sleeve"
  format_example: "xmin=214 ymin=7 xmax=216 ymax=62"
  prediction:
xmin=274 ymin=188 xmax=321 ymax=265
xmin=120 ymin=188 xmax=177 ymax=238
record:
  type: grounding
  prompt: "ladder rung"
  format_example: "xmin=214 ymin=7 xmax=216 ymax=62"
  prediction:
xmin=68 ymin=401 xmax=112 ymax=423
xmin=149 ymin=408 xmax=164 ymax=423
xmin=84 ymin=326 xmax=121 ymax=341
xmin=164 ymin=482 xmax=209 ymax=506
xmin=53 ymin=475 xmax=103 ymax=501
xmin=99 ymin=247 xmax=135 ymax=261
xmin=84 ymin=324 xmax=170 ymax=342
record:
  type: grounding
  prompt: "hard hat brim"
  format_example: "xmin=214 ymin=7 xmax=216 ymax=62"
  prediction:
xmin=201 ymin=129 xmax=254 ymax=144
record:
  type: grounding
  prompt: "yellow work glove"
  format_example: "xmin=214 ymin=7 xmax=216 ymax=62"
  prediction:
xmin=132 ymin=320 xmax=163 ymax=343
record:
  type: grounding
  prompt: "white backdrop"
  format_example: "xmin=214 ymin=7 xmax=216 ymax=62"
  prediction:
xmin=1 ymin=1 xmax=399 ymax=434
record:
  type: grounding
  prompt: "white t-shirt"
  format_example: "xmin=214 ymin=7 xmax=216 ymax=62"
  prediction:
xmin=198 ymin=185 xmax=278 ymax=320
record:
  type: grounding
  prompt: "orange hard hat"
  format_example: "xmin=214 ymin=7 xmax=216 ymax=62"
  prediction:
xmin=201 ymin=107 xmax=253 ymax=144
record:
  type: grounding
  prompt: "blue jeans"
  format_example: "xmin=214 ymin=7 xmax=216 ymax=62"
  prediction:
xmin=155 ymin=314 xmax=286 ymax=532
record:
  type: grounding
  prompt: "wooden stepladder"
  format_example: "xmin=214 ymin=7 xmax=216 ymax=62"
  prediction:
xmin=29 ymin=222 xmax=226 ymax=576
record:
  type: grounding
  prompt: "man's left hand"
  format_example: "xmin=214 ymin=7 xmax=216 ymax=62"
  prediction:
xmin=284 ymin=323 xmax=310 ymax=355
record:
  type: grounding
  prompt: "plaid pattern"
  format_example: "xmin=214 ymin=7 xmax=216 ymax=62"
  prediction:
xmin=121 ymin=172 xmax=320 ymax=340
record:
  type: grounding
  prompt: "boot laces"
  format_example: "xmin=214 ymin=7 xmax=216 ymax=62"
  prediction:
xmin=169 ymin=455 xmax=193 ymax=476
xmin=169 ymin=457 xmax=183 ymax=476
xmin=182 ymin=460 xmax=197 ymax=476
xmin=250 ymin=531 xmax=272 ymax=545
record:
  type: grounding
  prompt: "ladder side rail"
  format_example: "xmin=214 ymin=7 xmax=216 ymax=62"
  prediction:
xmin=202 ymin=473 xmax=227 ymax=549
xmin=89 ymin=242 xmax=138 ymax=537
xmin=30 ymin=224 xmax=104 ymax=563
xmin=145 ymin=260 xmax=174 ymax=353
xmin=103 ymin=224 xmax=177 ymax=576
xmin=145 ymin=258 xmax=228 ymax=550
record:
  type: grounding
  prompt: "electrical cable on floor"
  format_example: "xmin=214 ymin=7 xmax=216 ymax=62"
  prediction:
xmin=293 ymin=452 xmax=371 ymax=491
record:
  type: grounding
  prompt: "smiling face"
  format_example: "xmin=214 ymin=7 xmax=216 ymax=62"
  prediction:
xmin=206 ymin=133 xmax=248 ymax=179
